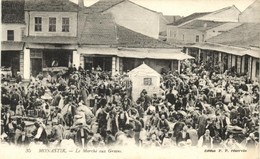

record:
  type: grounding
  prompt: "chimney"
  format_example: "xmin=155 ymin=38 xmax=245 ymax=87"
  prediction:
xmin=78 ymin=0 xmax=84 ymax=8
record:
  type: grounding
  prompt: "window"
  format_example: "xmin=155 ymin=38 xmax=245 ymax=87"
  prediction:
xmin=144 ymin=78 xmax=152 ymax=86
xmin=62 ymin=18 xmax=70 ymax=32
xmin=7 ymin=30 xmax=14 ymax=41
xmin=196 ymin=35 xmax=200 ymax=42
xmin=49 ymin=17 xmax=56 ymax=32
xmin=35 ymin=17 xmax=42 ymax=32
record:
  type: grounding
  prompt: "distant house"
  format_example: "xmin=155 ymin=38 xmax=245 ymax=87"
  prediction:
xmin=184 ymin=23 xmax=260 ymax=81
xmin=1 ymin=0 xmax=26 ymax=78
xmin=23 ymin=0 xmax=79 ymax=79
xmin=77 ymin=13 xmax=193 ymax=75
xmin=239 ymin=0 xmax=260 ymax=23
xmin=167 ymin=20 xmax=242 ymax=44
xmin=197 ymin=5 xmax=241 ymax=22
xmin=167 ymin=5 xmax=241 ymax=45
xmin=85 ymin=0 xmax=168 ymax=39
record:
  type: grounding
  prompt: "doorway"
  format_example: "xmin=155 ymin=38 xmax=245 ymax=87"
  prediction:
xmin=31 ymin=58 xmax=42 ymax=77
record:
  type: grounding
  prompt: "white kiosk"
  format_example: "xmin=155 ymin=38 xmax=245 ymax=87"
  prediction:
xmin=128 ymin=63 xmax=161 ymax=102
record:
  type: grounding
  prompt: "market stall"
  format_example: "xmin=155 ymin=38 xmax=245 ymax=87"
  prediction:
xmin=128 ymin=63 xmax=161 ymax=101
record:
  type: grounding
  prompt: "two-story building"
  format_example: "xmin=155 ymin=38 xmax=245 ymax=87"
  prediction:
xmin=167 ymin=5 xmax=241 ymax=45
xmin=85 ymin=0 xmax=169 ymax=39
xmin=167 ymin=20 xmax=242 ymax=44
xmin=22 ymin=0 xmax=79 ymax=79
xmin=1 ymin=0 xmax=26 ymax=78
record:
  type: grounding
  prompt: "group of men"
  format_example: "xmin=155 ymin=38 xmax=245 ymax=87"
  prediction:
xmin=1 ymin=60 xmax=259 ymax=151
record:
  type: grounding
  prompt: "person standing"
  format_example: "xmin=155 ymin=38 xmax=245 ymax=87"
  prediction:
xmin=33 ymin=121 xmax=48 ymax=145
xmin=133 ymin=117 xmax=142 ymax=146
xmin=198 ymin=129 xmax=213 ymax=148
xmin=187 ymin=124 xmax=198 ymax=146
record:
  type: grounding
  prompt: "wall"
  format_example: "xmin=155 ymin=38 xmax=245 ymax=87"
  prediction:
xmin=159 ymin=14 xmax=168 ymax=33
xmin=198 ymin=6 xmax=240 ymax=22
xmin=25 ymin=11 xmax=77 ymax=37
xmin=1 ymin=24 xmax=25 ymax=41
xmin=145 ymin=59 xmax=172 ymax=74
xmin=131 ymin=74 xmax=160 ymax=101
xmin=167 ymin=26 xmax=204 ymax=44
xmin=104 ymin=0 xmax=160 ymax=39
xmin=206 ymin=23 xmax=242 ymax=40
xmin=239 ymin=0 xmax=260 ymax=23
xmin=251 ymin=58 xmax=259 ymax=82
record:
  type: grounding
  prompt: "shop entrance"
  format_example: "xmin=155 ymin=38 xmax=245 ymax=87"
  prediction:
xmin=1 ymin=51 xmax=20 ymax=77
xmin=31 ymin=58 xmax=42 ymax=77
xmin=84 ymin=56 xmax=112 ymax=71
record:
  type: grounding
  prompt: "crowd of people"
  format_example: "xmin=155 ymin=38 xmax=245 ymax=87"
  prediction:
xmin=1 ymin=61 xmax=259 ymax=150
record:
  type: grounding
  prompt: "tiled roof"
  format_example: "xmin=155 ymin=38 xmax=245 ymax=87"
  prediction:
xmin=168 ymin=12 xmax=211 ymax=26
xmin=116 ymin=25 xmax=174 ymax=48
xmin=180 ymin=20 xmax=225 ymax=31
xmin=85 ymin=0 xmax=159 ymax=14
xmin=78 ymin=13 xmax=118 ymax=45
xmin=84 ymin=0 xmax=125 ymax=14
xmin=207 ymin=23 xmax=260 ymax=48
xmin=1 ymin=41 xmax=24 ymax=51
xmin=23 ymin=36 xmax=78 ymax=44
xmin=25 ymin=0 xmax=79 ymax=12
xmin=78 ymin=13 xmax=175 ymax=48
xmin=2 ymin=0 xmax=25 ymax=24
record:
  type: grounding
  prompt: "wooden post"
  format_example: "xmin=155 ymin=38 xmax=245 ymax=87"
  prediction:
xmin=23 ymin=48 xmax=30 ymax=80
xmin=73 ymin=50 xmax=80 ymax=69
xmin=112 ymin=56 xmax=116 ymax=76
xmin=178 ymin=60 xmax=181 ymax=73
xmin=185 ymin=48 xmax=189 ymax=54
xmin=198 ymin=49 xmax=201 ymax=63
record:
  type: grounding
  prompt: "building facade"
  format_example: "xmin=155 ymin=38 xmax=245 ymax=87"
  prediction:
xmin=77 ymin=13 xmax=193 ymax=75
xmin=184 ymin=23 xmax=260 ymax=81
xmin=167 ymin=20 xmax=242 ymax=44
xmin=22 ymin=0 xmax=79 ymax=79
xmin=1 ymin=0 xmax=26 ymax=78
xmin=167 ymin=6 xmax=241 ymax=45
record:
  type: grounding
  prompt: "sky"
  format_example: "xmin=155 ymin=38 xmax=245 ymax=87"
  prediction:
xmin=70 ymin=0 xmax=256 ymax=16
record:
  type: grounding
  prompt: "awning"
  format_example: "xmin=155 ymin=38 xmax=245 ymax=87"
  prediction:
xmin=78 ymin=47 xmax=118 ymax=56
xmin=241 ymin=49 xmax=260 ymax=59
xmin=1 ymin=41 xmax=24 ymax=51
xmin=188 ymin=43 xmax=260 ymax=58
xmin=78 ymin=47 xmax=194 ymax=60
xmin=25 ymin=43 xmax=77 ymax=50
xmin=23 ymin=36 xmax=77 ymax=44
xmin=118 ymin=51 xmax=194 ymax=60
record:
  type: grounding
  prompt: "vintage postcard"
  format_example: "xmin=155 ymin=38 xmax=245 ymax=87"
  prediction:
xmin=1 ymin=0 xmax=259 ymax=159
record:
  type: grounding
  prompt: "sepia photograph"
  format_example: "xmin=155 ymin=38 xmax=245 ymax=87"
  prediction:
xmin=0 ymin=0 xmax=259 ymax=159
